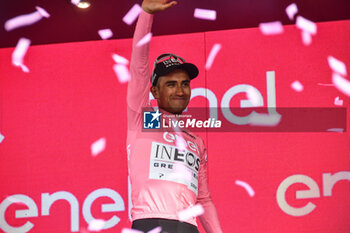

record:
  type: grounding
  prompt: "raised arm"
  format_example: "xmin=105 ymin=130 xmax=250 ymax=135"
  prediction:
xmin=127 ymin=0 xmax=177 ymax=129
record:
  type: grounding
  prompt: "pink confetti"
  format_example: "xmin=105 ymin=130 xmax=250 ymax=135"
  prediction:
xmin=121 ymin=229 xmax=143 ymax=233
xmin=147 ymin=226 xmax=162 ymax=233
xmin=98 ymin=29 xmax=113 ymax=40
xmin=0 ymin=133 xmax=4 ymax=143
xmin=4 ymin=7 xmax=49 ymax=31
xmin=246 ymin=87 xmax=260 ymax=106
xmin=123 ymin=4 xmax=142 ymax=25
xmin=259 ymin=21 xmax=284 ymax=35
xmin=205 ymin=43 xmax=222 ymax=70
xmin=285 ymin=3 xmax=298 ymax=21
xmin=112 ymin=54 xmax=129 ymax=65
xmin=327 ymin=128 xmax=344 ymax=133
xmin=88 ymin=219 xmax=105 ymax=231
xmin=35 ymin=6 xmax=50 ymax=18
xmin=291 ymin=80 xmax=304 ymax=92
xmin=12 ymin=38 xmax=31 ymax=72
xmin=296 ymin=16 xmax=317 ymax=35
xmin=327 ymin=56 xmax=347 ymax=77
xmin=178 ymin=204 xmax=204 ymax=221
xmin=235 ymin=180 xmax=255 ymax=197
xmin=317 ymin=83 xmax=334 ymax=86
xmin=332 ymin=73 xmax=350 ymax=96
xmin=71 ymin=0 xmax=81 ymax=6
xmin=113 ymin=64 xmax=131 ymax=83
xmin=136 ymin=32 xmax=152 ymax=47
xmin=301 ymin=31 xmax=312 ymax=46
xmin=334 ymin=96 xmax=343 ymax=106
xmin=248 ymin=112 xmax=281 ymax=127
xmin=194 ymin=8 xmax=217 ymax=21
xmin=91 ymin=137 xmax=106 ymax=156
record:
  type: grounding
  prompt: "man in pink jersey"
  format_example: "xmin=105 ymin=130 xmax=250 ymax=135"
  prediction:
xmin=126 ymin=0 xmax=223 ymax=232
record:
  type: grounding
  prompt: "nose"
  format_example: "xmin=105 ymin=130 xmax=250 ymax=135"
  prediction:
xmin=175 ymin=84 xmax=185 ymax=96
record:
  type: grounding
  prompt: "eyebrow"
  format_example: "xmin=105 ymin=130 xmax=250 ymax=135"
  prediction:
xmin=165 ymin=80 xmax=190 ymax=85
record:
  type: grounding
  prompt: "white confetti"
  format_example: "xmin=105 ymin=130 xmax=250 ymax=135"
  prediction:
xmin=98 ymin=29 xmax=113 ymax=40
xmin=205 ymin=43 xmax=222 ymax=70
xmin=327 ymin=128 xmax=344 ymax=133
xmin=194 ymin=8 xmax=217 ymax=21
xmin=147 ymin=226 xmax=162 ymax=233
xmin=121 ymin=229 xmax=143 ymax=233
xmin=4 ymin=7 xmax=49 ymax=31
xmin=175 ymin=135 xmax=187 ymax=152
xmin=178 ymin=204 xmax=204 ymax=221
xmin=71 ymin=0 xmax=81 ymax=6
xmin=296 ymin=16 xmax=317 ymax=35
xmin=0 ymin=133 xmax=4 ymax=143
xmin=12 ymin=38 xmax=31 ymax=72
xmin=248 ymin=112 xmax=281 ymax=127
xmin=301 ymin=31 xmax=312 ymax=46
xmin=136 ymin=32 xmax=152 ymax=47
xmin=113 ymin=64 xmax=131 ymax=83
xmin=235 ymin=180 xmax=255 ymax=197
xmin=285 ymin=3 xmax=298 ymax=21
xmin=112 ymin=54 xmax=129 ymax=65
xmin=334 ymin=96 xmax=343 ymax=106
xmin=123 ymin=4 xmax=142 ymax=25
xmin=91 ymin=137 xmax=106 ymax=156
xmin=88 ymin=219 xmax=105 ymax=231
xmin=259 ymin=21 xmax=284 ymax=35
xmin=332 ymin=73 xmax=350 ymax=97
xmin=247 ymin=87 xmax=260 ymax=106
xmin=168 ymin=163 xmax=192 ymax=182
xmin=327 ymin=56 xmax=347 ymax=77
xmin=291 ymin=80 xmax=304 ymax=92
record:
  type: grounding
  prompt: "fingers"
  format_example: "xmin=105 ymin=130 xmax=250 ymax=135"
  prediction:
xmin=162 ymin=1 xmax=178 ymax=10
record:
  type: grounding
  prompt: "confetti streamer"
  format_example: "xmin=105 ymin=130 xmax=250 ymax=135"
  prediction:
xmin=136 ymin=32 xmax=152 ymax=47
xmin=123 ymin=4 xmax=142 ymax=25
xmin=194 ymin=8 xmax=217 ymax=21
xmin=291 ymin=80 xmax=304 ymax=92
xmin=248 ymin=112 xmax=281 ymax=127
xmin=112 ymin=54 xmax=129 ymax=65
xmin=259 ymin=21 xmax=284 ymax=35
xmin=113 ymin=64 xmax=131 ymax=83
xmin=121 ymin=229 xmax=143 ymax=233
xmin=327 ymin=56 xmax=347 ymax=77
xmin=175 ymin=134 xmax=187 ymax=152
xmin=4 ymin=6 xmax=49 ymax=31
xmin=296 ymin=16 xmax=317 ymax=35
xmin=91 ymin=137 xmax=106 ymax=156
xmin=326 ymin=128 xmax=344 ymax=133
xmin=12 ymin=38 xmax=31 ymax=72
xmin=205 ymin=43 xmax=222 ymax=70
xmin=178 ymin=204 xmax=204 ymax=221
xmin=301 ymin=31 xmax=312 ymax=46
xmin=98 ymin=29 xmax=113 ymax=40
xmin=0 ymin=133 xmax=4 ymax=143
xmin=147 ymin=226 xmax=162 ymax=233
xmin=285 ymin=3 xmax=298 ymax=21
xmin=247 ymin=87 xmax=260 ymax=106
xmin=332 ymin=73 xmax=350 ymax=96
xmin=168 ymin=163 xmax=192 ymax=182
xmin=88 ymin=219 xmax=105 ymax=231
xmin=235 ymin=180 xmax=255 ymax=197
xmin=334 ymin=96 xmax=343 ymax=106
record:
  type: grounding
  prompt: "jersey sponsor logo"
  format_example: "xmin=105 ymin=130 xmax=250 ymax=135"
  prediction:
xmin=149 ymin=142 xmax=200 ymax=195
xmin=163 ymin=132 xmax=199 ymax=154
xmin=143 ymin=110 xmax=161 ymax=129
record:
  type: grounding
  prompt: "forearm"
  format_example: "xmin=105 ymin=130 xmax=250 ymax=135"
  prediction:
xmin=198 ymin=199 xmax=223 ymax=233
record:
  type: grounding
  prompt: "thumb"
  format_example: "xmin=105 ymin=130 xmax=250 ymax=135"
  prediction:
xmin=162 ymin=1 xmax=178 ymax=10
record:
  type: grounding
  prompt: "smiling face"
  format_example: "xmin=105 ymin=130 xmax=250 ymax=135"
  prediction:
xmin=151 ymin=69 xmax=191 ymax=114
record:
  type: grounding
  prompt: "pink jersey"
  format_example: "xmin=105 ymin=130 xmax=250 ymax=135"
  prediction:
xmin=126 ymin=10 xmax=223 ymax=232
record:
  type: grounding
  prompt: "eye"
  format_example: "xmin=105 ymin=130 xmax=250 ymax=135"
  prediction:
xmin=182 ymin=82 xmax=190 ymax=87
xmin=167 ymin=83 xmax=175 ymax=87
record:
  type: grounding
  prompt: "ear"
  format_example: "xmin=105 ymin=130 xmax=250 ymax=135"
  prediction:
xmin=150 ymin=86 xmax=159 ymax=99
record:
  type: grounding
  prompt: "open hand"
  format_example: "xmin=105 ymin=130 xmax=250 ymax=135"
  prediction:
xmin=142 ymin=0 xmax=178 ymax=14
